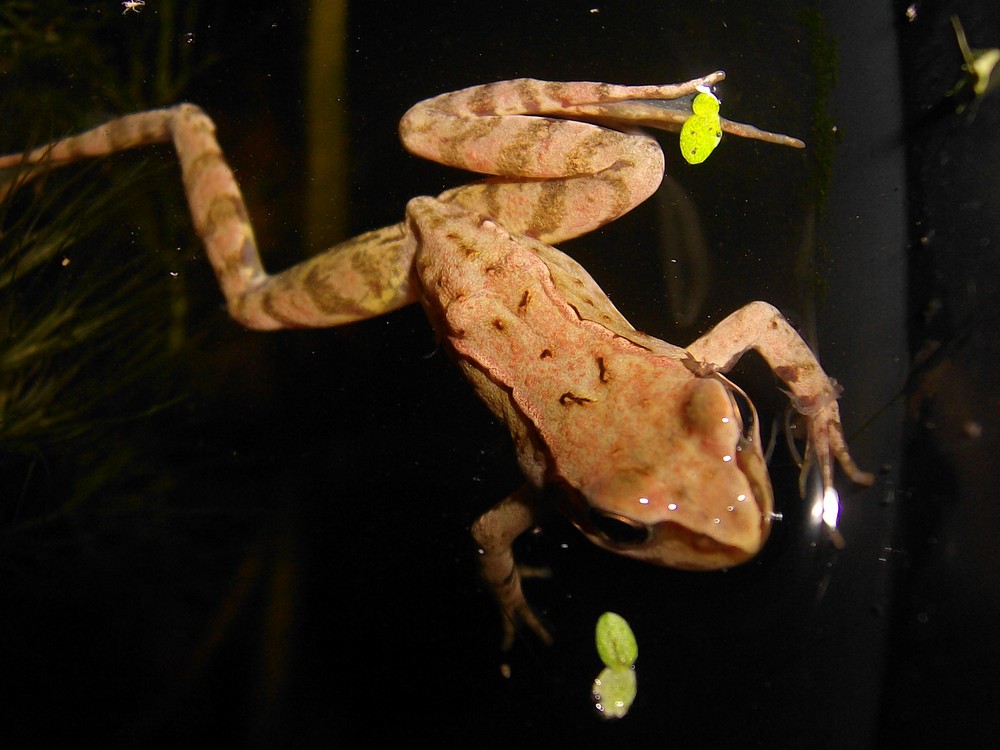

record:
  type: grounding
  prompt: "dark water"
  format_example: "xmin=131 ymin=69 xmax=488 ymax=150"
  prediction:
xmin=1 ymin=1 xmax=996 ymax=747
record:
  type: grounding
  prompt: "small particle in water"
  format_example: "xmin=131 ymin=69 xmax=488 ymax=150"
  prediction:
xmin=963 ymin=420 xmax=983 ymax=439
xmin=183 ymin=32 xmax=196 ymax=45
xmin=905 ymin=4 xmax=918 ymax=22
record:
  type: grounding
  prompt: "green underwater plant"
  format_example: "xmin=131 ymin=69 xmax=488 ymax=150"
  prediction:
xmin=950 ymin=15 xmax=1000 ymax=106
xmin=0 ymin=7 xmax=321 ymax=745
xmin=591 ymin=611 xmax=639 ymax=719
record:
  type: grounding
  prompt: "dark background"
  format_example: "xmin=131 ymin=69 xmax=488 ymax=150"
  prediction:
xmin=0 ymin=1 xmax=996 ymax=747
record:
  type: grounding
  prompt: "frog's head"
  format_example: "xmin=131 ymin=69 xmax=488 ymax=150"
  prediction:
xmin=562 ymin=376 xmax=774 ymax=570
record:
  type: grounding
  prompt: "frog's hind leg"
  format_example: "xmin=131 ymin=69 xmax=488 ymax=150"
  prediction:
xmin=399 ymin=74 xmax=803 ymax=246
xmin=400 ymin=79 xmax=701 ymax=245
xmin=0 ymin=106 xmax=419 ymax=330
xmin=404 ymin=119 xmax=666 ymax=246
xmin=435 ymin=140 xmax=664 ymax=248
xmin=239 ymin=221 xmax=418 ymax=329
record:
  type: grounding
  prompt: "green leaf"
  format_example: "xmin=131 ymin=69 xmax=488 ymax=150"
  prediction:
xmin=680 ymin=91 xmax=723 ymax=164
xmin=592 ymin=666 xmax=637 ymax=720
xmin=691 ymin=90 xmax=721 ymax=117
xmin=595 ymin=611 xmax=638 ymax=668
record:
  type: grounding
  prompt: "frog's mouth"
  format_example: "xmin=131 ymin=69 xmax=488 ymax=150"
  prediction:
xmin=554 ymin=480 xmax=771 ymax=570
xmin=573 ymin=508 xmax=767 ymax=570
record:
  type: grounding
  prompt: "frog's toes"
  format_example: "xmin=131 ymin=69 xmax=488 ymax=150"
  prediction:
xmin=501 ymin=600 xmax=554 ymax=651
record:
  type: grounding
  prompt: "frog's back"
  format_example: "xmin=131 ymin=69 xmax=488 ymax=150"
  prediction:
xmin=408 ymin=195 xmax=685 ymax=359
xmin=407 ymin=195 xmax=695 ymax=486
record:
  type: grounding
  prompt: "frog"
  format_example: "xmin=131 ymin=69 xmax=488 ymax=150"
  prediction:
xmin=0 ymin=71 xmax=874 ymax=650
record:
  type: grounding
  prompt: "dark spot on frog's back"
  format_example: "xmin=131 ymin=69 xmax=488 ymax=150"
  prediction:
xmin=492 ymin=318 xmax=505 ymax=332
xmin=518 ymin=289 xmax=530 ymax=313
xmin=540 ymin=348 xmax=553 ymax=359
xmin=597 ymin=356 xmax=610 ymax=383
xmin=559 ymin=392 xmax=594 ymax=406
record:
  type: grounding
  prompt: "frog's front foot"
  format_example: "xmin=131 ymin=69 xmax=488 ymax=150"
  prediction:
xmin=471 ymin=485 xmax=554 ymax=649
xmin=479 ymin=555 xmax=553 ymax=651
xmin=686 ymin=301 xmax=874 ymax=498
xmin=497 ymin=568 xmax=553 ymax=651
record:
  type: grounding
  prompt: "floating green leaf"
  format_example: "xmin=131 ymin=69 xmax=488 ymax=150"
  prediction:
xmin=592 ymin=665 xmax=637 ymax=720
xmin=692 ymin=90 xmax=721 ymax=117
xmin=679 ymin=90 xmax=723 ymax=165
xmin=592 ymin=612 xmax=638 ymax=719
xmin=595 ymin=611 xmax=638 ymax=668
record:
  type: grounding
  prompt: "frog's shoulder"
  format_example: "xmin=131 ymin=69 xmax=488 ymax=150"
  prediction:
xmin=524 ymin=236 xmax=687 ymax=359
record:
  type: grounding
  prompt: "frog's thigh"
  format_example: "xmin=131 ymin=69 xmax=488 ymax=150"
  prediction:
xmin=234 ymin=222 xmax=419 ymax=329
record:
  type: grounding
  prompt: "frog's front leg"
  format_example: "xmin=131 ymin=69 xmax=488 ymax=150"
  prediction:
xmin=471 ymin=484 xmax=553 ymax=650
xmin=685 ymin=301 xmax=875 ymax=495
xmin=0 ymin=106 xmax=418 ymax=330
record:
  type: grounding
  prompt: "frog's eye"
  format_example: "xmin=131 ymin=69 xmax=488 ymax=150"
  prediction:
xmin=587 ymin=509 xmax=652 ymax=547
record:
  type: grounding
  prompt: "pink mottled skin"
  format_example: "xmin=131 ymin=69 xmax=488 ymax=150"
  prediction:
xmin=0 ymin=72 xmax=871 ymax=650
